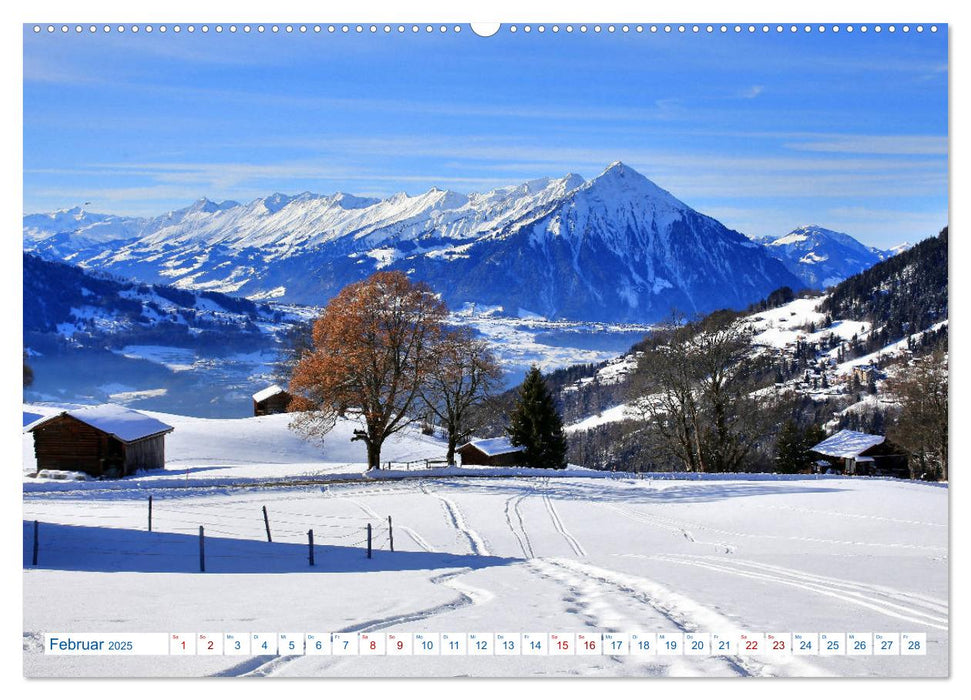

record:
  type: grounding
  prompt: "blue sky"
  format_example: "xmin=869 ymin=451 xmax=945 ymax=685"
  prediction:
xmin=23 ymin=24 xmax=947 ymax=247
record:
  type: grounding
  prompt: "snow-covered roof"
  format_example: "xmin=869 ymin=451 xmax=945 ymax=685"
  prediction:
xmin=28 ymin=404 xmax=174 ymax=443
xmin=252 ymin=384 xmax=286 ymax=403
xmin=811 ymin=430 xmax=884 ymax=458
xmin=458 ymin=437 xmax=523 ymax=457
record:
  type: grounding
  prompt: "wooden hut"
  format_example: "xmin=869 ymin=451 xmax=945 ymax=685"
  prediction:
xmin=457 ymin=438 xmax=525 ymax=467
xmin=811 ymin=429 xmax=907 ymax=477
xmin=252 ymin=384 xmax=292 ymax=416
xmin=27 ymin=404 xmax=174 ymax=478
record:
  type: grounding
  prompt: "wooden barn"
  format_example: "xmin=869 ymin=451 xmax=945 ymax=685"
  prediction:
xmin=811 ymin=429 xmax=908 ymax=477
xmin=457 ymin=437 xmax=525 ymax=467
xmin=253 ymin=384 xmax=292 ymax=416
xmin=27 ymin=404 xmax=174 ymax=478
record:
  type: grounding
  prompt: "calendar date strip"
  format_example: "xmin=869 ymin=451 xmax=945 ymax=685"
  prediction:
xmin=43 ymin=631 xmax=928 ymax=656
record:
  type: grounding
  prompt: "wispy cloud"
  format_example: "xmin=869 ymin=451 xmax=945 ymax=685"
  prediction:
xmin=784 ymin=134 xmax=948 ymax=156
xmin=738 ymin=85 xmax=764 ymax=99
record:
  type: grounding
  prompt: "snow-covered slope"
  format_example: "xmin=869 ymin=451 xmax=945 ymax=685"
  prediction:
xmin=762 ymin=225 xmax=889 ymax=289
xmin=23 ymin=207 xmax=147 ymax=259
xmin=22 ymin=405 xmax=447 ymax=485
xmin=24 ymin=163 xmax=802 ymax=323
xmin=23 ymin=442 xmax=948 ymax=678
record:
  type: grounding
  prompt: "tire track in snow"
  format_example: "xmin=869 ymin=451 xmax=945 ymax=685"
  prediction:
xmin=542 ymin=492 xmax=586 ymax=557
xmin=647 ymin=554 xmax=948 ymax=630
xmin=541 ymin=558 xmax=827 ymax=678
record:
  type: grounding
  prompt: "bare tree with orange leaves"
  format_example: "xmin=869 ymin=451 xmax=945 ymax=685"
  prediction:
xmin=288 ymin=271 xmax=447 ymax=469
xmin=420 ymin=327 xmax=503 ymax=465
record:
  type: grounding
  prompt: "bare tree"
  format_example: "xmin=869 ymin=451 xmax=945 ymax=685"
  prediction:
xmin=273 ymin=317 xmax=315 ymax=386
xmin=629 ymin=312 xmax=775 ymax=472
xmin=630 ymin=319 xmax=706 ymax=471
xmin=23 ymin=350 xmax=34 ymax=388
xmin=288 ymin=271 xmax=447 ymax=469
xmin=886 ymin=350 xmax=948 ymax=480
xmin=420 ymin=327 xmax=503 ymax=465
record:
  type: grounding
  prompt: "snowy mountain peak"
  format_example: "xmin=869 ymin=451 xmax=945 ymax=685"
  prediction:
xmin=584 ymin=161 xmax=685 ymax=210
xmin=763 ymin=225 xmax=890 ymax=289
xmin=49 ymin=205 xmax=88 ymax=219
xmin=531 ymin=172 xmax=586 ymax=195
xmin=774 ymin=225 xmax=859 ymax=248
xmin=329 ymin=192 xmax=380 ymax=210
xmin=23 ymin=163 xmax=806 ymax=321
xmin=595 ymin=160 xmax=637 ymax=181
xmin=259 ymin=193 xmax=296 ymax=214
xmin=187 ymin=197 xmax=240 ymax=215
xmin=769 ymin=225 xmax=878 ymax=256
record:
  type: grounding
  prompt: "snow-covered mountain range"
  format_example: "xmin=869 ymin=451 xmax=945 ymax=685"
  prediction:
xmin=24 ymin=163 xmax=891 ymax=322
xmin=758 ymin=225 xmax=896 ymax=289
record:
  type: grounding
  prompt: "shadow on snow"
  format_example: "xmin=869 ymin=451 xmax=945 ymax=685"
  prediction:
xmin=23 ymin=521 xmax=518 ymax=575
xmin=415 ymin=477 xmax=852 ymax=505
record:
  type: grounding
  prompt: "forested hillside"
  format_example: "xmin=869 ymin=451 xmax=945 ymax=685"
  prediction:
xmin=819 ymin=227 xmax=948 ymax=355
xmin=24 ymin=253 xmax=286 ymax=353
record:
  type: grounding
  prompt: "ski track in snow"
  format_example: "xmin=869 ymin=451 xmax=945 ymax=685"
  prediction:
xmin=344 ymin=497 xmax=379 ymax=519
xmin=538 ymin=558 xmax=827 ymax=678
xmin=526 ymin=559 xmax=751 ymax=677
xmin=606 ymin=502 xmax=942 ymax=554
xmin=756 ymin=503 xmax=947 ymax=529
xmin=542 ymin=491 xmax=587 ymax=557
xmin=508 ymin=487 xmax=807 ymax=676
xmin=645 ymin=554 xmax=948 ymax=631
xmin=220 ymin=483 xmax=496 ymax=677
xmin=605 ymin=503 xmax=736 ymax=554
xmin=30 ymin=475 xmax=940 ymax=678
xmin=504 ymin=494 xmax=534 ymax=559
xmin=216 ymin=568 xmax=492 ymax=678
xmin=424 ymin=485 xmax=492 ymax=557
xmin=402 ymin=525 xmax=434 ymax=553
xmin=212 ymin=481 xmax=499 ymax=677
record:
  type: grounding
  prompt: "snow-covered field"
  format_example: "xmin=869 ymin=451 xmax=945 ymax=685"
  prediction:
xmin=22 ymin=407 xmax=948 ymax=678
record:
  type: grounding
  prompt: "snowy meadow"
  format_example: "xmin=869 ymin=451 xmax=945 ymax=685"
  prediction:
xmin=22 ymin=408 xmax=948 ymax=678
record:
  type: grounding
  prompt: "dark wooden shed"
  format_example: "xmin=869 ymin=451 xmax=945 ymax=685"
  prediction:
xmin=27 ymin=404 xmax=174 ymax=478
xmin=811 ymin=429 xmax=908 ymax=477
xmin=457 ymin=438 xmax=525 ymax=467
xmin=253 ymin=384 xmax=293 ymax=416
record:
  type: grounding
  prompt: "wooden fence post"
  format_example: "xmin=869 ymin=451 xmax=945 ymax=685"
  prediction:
xmin=148 ymin=496 xmax=153 ymax=532
xmin=308 ymin=529 xmax=315 ymax=567
xmin=262 ymin=505 xmax=272 ymax=542
xmin=367 ymin=523 xmax=372 ymax=559
xmin=199 ymin=526 xmax=206 ymax=572
xmin=32 ymin=520 xmax=39 ymax=566
xmin=388 ymin=515 xmax=394 ymax=552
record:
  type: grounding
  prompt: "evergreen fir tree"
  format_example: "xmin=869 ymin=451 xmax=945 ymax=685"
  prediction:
xmin=775 ymin=420 xmax=803 ymax=474
xmin=507 ymin=366 xmax=568 ymax=469
xmin=776 ymin=421 xmax=826 ymax=474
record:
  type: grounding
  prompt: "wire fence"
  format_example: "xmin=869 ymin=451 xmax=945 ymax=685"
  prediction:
xmin=23 ymin=498 xmax=397 ymax=571
xmin=381 ymin=459 xmax=451 ymax=471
